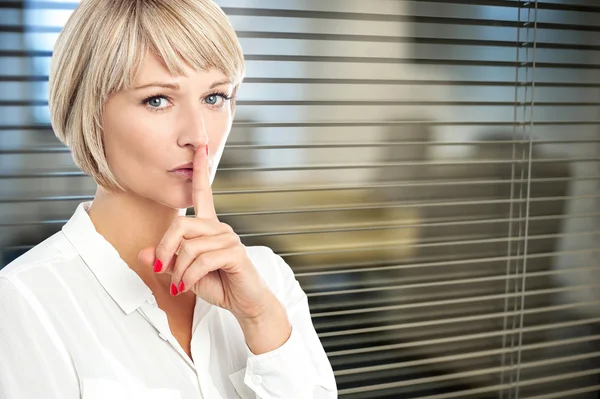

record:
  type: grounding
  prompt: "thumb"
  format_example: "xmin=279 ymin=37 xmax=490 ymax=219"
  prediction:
xmin=138 ymin=246 xmax=157 ymax=269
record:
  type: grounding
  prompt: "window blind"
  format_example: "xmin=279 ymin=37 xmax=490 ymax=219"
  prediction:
xmin=1 ymin=0 xmax=599 ymax=398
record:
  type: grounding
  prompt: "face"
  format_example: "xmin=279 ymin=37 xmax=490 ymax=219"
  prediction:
xmin=102 ymin=51 xmax=234 ymax=209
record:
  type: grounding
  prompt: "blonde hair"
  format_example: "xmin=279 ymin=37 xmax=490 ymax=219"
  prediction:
xmin=49 ymin=0 xmax=245 ymax=191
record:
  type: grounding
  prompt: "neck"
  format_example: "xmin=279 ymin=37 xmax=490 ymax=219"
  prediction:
xmin=87 ymin=186 xmax=181 ymax=290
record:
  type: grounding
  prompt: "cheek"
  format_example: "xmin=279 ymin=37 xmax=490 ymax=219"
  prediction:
xmin=103 ymin=108 xmax=170 ymax=171
xmin=207 ymin=111 xmax=233 ymax=148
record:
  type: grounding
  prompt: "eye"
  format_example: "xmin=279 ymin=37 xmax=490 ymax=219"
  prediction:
xmin=203 ymin=92 xmax=232 ymax=108
xmin=143 ymin=95 xmax=171 ymax=110
xmin=205 ymin=94 xmax=220 ymax=105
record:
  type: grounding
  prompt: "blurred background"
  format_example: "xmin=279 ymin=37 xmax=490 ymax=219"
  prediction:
xmin=1 ymin=0 xmax=599 ymax=398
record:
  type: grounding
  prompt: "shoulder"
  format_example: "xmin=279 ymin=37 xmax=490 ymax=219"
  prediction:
xmin=244 ymin=245 xmax=305 ymax=303
xmin=0 ymin=231 xmax=76 ymax=287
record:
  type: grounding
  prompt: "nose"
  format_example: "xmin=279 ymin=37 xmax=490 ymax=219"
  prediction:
xmin=177 ymin=104 xmax=209 ymax=150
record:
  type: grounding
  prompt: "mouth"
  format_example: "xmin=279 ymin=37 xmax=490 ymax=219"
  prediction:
xmin=170 ymin=168 xmax=193 ymax=178
xmin=169 ymin=159 xmax=213 ymax=179
xmin=169 ymin=162 xmax=194 ymax=178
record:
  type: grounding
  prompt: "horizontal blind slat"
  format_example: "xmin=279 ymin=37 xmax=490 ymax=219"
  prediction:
xmin=336 ymin=352 xmax=600 ymax=388
xmin=331 ymin=334 xmax=600 ymax=368
xmin=311 ymin=280 xmax=600 ymax=317
xmin=295 ymin=248 xmax=599 ymax=276
xmin=523 ymin=385 xmax=600 ymax=399
xmin=327 ymin=316 xmax=600 ymax=357
xmin=338 ymin=368 xmax=600 ymax=397
xmin=318 ymin=302 xmax=600 ymax=337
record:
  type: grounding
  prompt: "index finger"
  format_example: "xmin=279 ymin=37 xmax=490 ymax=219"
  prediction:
xmin=193 ymin=145 xmax=218 ymax=219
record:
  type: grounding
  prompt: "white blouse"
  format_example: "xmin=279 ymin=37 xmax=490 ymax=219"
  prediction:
xmin=0 ymin=202 xmax=337 ymax=399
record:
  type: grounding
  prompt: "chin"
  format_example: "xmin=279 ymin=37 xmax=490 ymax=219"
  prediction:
xmin=146 ymin=189 xmax=193 ymax=211
xmin=167 ymin=193 xmax=193 ymax=210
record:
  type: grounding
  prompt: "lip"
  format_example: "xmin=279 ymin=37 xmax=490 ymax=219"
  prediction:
xmin=169 ymin=162 xmax=193 ymax=179
xmin=169 ymin=162 xmax=193 ymax=172
xmin=169 ymin=159 xmax=213 ymax=179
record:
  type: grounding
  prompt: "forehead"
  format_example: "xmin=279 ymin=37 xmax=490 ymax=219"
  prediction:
xmin=134 ymin=51 xmax=230 ymax=86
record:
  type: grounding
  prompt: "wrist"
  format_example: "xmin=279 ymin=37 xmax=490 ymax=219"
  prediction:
xmin=236 ymin=295 xmax=292 ymax=355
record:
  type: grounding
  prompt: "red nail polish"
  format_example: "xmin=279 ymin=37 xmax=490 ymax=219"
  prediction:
xmin=153 ymin=259 xmax=162 ymax=273
xmin=170 ymin=282 xmax=178 ymax=296
xmin=178 ymin=281 xmax=185 ymax=293
xmin=205 ymin=145 xmax=209 ymax=155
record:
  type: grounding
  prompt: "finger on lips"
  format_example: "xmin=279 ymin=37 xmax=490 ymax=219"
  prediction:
xmin=193 ymin=145 xmax=218 ymax=220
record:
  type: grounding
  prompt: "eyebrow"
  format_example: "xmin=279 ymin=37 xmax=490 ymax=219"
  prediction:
xmin=209 ymin=79 xmax=232 ymax=89
xmin=133 ymin=82 xmax=180 ymax=91
xmin=133 ymin=79 xmax=232 ymax=91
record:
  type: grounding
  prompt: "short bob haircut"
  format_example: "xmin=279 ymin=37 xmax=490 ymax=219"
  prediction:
xmin=49 ymin=0 xmax=245 ymax=191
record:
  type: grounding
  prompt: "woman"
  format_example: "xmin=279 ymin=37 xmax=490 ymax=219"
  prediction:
xmin=0 ymin=0 xmax=337 ymax=398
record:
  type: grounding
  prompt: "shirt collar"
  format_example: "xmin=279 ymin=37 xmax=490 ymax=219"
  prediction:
xmin=62 ymin=202 xmax=187 ymax=315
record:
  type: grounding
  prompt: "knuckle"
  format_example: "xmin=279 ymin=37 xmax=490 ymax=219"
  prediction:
xmin=227 ymin=233 xmax=241 ymax=246
xmin=175 ymin=216 xmax=188 ymax=231
xmin=156 ymin=242 xmax=169 ymax=256
xmin=179 ymin=240 xmax=192 ymax=257
xmin=220 ymin=222 xmax=234 ymax=233
xmin=196 ymin=253 xmax=210 ymax=267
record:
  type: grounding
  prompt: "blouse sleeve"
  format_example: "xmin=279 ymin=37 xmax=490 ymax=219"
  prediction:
xmin=242 ymin=249 xmax=338 ymax=399
xmin=0 ymin=276 xmax=80 ymax=399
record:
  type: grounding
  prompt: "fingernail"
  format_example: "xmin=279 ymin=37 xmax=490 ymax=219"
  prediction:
xmin=170 ymin=282 xmax=178 ymax=296
xmin=153 ymin=259 xmax=162 ymax=273
xmin=205 ymin=145 xmax=209 ymax=156
xmin=178 ymin=281 xmax=185 ymax=293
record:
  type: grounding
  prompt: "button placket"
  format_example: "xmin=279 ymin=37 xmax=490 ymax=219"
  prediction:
xmin=138 ymin=303 xmax=196 ymax=371
xmin=191 ymin=310 xmax=223 ymax=399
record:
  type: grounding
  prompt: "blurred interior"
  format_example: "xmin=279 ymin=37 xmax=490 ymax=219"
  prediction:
xmin=1 ymin=1 xmax=599 ymax=398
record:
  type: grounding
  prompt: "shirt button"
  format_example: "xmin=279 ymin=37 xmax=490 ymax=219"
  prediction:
xmin=252 ymin=374 xmax=263 ymax=385
xmin=147 ymin=296 xmax=156 ymax=305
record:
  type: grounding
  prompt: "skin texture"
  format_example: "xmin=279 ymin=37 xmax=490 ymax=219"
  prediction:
xmin=87 ymin=52 xmax=291 ymax=359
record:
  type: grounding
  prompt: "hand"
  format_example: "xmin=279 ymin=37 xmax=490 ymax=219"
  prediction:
xmin=139 ymin=146 xmax=277 ymax=321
